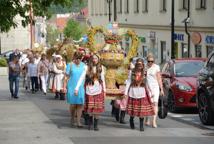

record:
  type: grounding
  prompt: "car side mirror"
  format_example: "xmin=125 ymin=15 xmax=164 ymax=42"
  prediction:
xmin=161 ymin=73 xmax=171 ymax=78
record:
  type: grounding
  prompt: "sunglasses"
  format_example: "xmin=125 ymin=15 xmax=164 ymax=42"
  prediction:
xmin=148 ymin=60 xmax=154 ymax=63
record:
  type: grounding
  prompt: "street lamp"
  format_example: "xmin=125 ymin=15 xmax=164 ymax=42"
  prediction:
xmin=171 ymin=0 xmax=175 ymax=59
xmin=107 ymin=0 xmax=113 ymax=22
xmin=184 ymin=0 xmax=190 ymax=57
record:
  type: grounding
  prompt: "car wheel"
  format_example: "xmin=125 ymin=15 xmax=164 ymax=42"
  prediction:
xmin=198 ymin=92 xmax=214 ymax=125
xmin=167 ymin=91 xmax=177 ymax=113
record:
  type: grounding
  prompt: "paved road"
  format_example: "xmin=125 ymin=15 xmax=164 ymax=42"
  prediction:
xmin=0 ymin=76 xmax=214 ymax=144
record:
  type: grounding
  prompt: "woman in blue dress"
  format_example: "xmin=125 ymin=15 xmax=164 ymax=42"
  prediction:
xmin=63 ymin=51 xmax=87 ymax=128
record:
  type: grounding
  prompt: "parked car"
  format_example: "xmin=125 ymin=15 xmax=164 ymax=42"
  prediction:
xmin=0 ymin=50 xmax=13 ymax=61
xmin=197 ymin=51 xmax=214 ymax=125
xmin=161 ymin=58 xmax=206 ymax=112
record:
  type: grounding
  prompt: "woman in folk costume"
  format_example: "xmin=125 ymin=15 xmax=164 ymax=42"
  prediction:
xmin=113 ymin=58 xmax=135 ymax=124
xmin=52 ymin=55 xmax=66 ymax=100
xmin=84 ymin=54 xmax=106 ymax=131
xmin=125 ymin=58 xmax=154 ymax=131
xmin=63 ymin=51 xmax=87 ymax=128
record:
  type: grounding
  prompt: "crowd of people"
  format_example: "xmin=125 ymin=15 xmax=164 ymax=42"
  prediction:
xmin=8 ymin=48 xmax=164 ymax=132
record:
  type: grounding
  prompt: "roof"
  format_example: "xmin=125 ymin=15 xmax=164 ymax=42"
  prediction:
xmin=56 ymin=17 xmax=70 ymax=31
xmin=80 ymin=7 xmax=88 ymax=17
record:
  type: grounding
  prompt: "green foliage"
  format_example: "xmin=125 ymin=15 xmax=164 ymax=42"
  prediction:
xmin=0 ymin=57 xmax=8 ymax=67
xmin=46 ymin=24 xmax=60 ymax=46
xmin=0 ymin=0 xmax=83 ymax=32
xmin=63 ymin=19 xmax=86 ymax=40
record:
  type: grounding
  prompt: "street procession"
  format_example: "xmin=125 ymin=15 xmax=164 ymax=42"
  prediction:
xmin=7 ymin=25 xmax=165 ymax=132
xmin=1 ymin=0 xmax=214 ymax=144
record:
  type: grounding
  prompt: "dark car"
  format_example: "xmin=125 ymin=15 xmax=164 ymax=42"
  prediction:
xmin=197 ymin=51 xmax=214 ymax=125
xmin=162 ymin=58 xmax=206 ymax=112
xmin=0 ymin=50 xmax=13 ymax=60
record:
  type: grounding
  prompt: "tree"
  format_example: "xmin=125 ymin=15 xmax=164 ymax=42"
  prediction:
xmin=0 ymin=0 xmax=82 ymax=32
xmin=46 ymin=24 xmax=59 ymax=46
xmin=63 ymin=19 xmax=86 ymax=40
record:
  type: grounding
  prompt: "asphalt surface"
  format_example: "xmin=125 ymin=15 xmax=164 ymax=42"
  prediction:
xmin=0 ymin=76 xmax=214 ymax=144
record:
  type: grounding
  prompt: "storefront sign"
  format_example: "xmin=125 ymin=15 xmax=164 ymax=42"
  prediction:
xmin=174 ymin=33 xmax=184 ymax=41
xmin=205 ymin=35 xmax=214 ymax=44
xmin=191 ymin=32 xmax=201 ymax=45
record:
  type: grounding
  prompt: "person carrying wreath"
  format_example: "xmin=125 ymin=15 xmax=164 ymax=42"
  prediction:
xmin=124 ymin=58 xmax=154 ymax=131
xmin=84 ymin=54 xmax=106 ymax=131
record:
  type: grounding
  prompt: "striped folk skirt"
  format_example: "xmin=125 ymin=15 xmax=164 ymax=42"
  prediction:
xmin=127 ymin=96 xmax=155 ymax=117
xmin=85 ymin=92 xmax=105 ymax=114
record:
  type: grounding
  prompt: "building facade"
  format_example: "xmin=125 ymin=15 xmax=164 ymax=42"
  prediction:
xmin=0 ymin=15 xmax=31 ymax=53
xmin=88 ymin=0 xmax=214 ymax=63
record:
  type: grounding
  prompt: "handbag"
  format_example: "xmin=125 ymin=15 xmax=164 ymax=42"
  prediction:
xmin=158 ymin=95 xmax=168 ymax=119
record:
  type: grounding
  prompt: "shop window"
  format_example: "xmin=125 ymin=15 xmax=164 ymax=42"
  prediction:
xmin=195 ymin=45 xmax=202 ymax=57
xmin=117 ymin=0 xmax=122 ymax=13
xmin=142 ymin=45 xmax=148 ymax=58
xmin=125 ymin=0 xmax=129 ymax=13
xmin=182 ymin=43 xmax=188 ymax=58
xmin=160 ymin=0 xmax=167 ymax=12
xmin=207 ymin=45 xmax=214 ymax=57
xmin=161 ymin=41 xmax=167 ymax=63
xmin=134 ymin=0 xmax=139 ymax=13
xmin=196 ymin=0 xmax=206 ymax=9
xmin=142 ymin=0 xmax=148 ymax=13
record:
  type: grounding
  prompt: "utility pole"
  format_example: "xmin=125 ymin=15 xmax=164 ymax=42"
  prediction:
xmin=113 ymin=0 xmax=117 ymax=22
xmin=187 ymin=0 xmax=190 ymax=57
xmin=171 ymin=0 xmax=175 ymax=59
xmin=107 ymin=0 xmax=113 ymax=22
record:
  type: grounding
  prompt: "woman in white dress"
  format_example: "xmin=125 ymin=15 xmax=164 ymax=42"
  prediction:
xmin=145 ymin=54 xmax=164 ymax=128
xmin=52 ymin=55 xmax=66 ymax=100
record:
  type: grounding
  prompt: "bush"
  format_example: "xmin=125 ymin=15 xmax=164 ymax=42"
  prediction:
xmin=0 ymin=57 xmax=8 ymax=67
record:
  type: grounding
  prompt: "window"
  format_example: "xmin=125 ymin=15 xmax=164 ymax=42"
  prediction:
xmin=91 ymin=0 xmax=94 ymax=15
xmin=161 ymin=41 xmax=167 ymax=63
xmin=125 ymin=0 xmax=129 ymax=13
xmin=104 ymin=0 xmax=108 ymax=15
xmin=182 ymin=43 xmax=188 ymax=58
xmin=160 ymin=0 xmax=167 ymax=12
xmin=179 ymin=0 xmax=188 ymax=10
xmin=207 ymin=45 xmax=214 ymax=57
xmin=142 ymin=0 xmax=148 ymax=13
xmin=117 ymin=0 xmax=122 ymax=13
xmin=134 ymin=0 xmax=139 ymax=13
xmin=195 ymin=45 xmax=202 ymax=57
xmin=196 ymin=0 xmax=206 ymax=9
xmin=142 ymin=45 xmax=148 ymax=58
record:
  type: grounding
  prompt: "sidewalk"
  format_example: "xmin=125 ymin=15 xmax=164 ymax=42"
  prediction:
xmin=0 ymin=76 xmax=73 ymax=144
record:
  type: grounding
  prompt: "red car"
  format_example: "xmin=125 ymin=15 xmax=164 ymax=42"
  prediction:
xmin=161 ymin=58 xmax=207 ymax=112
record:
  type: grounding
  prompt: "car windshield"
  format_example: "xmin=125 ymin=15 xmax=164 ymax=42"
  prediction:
xmin=174 ymin=61 xmax=204 ymax=77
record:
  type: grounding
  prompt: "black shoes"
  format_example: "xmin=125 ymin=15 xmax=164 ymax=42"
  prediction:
xmin=119 ymin=111 xmax=126 ymax=124
xmin=139 ymin=118 xmax=144 ymax=131
xmin=94 ymin=118 xmax=99 ymax=131
xmin=115 ymin=108 xmax=120 ymax=122
xmin=88 ymin=116 xmax=93 ymax=130
xmin=59 ymin=93 xmax=65 ymax=100
xmin=129 ymin=116 xmax=135 ymax=129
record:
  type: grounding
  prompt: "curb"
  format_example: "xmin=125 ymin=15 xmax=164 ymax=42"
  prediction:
xmin=167 ymin=114 xmax=214 ymax=130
